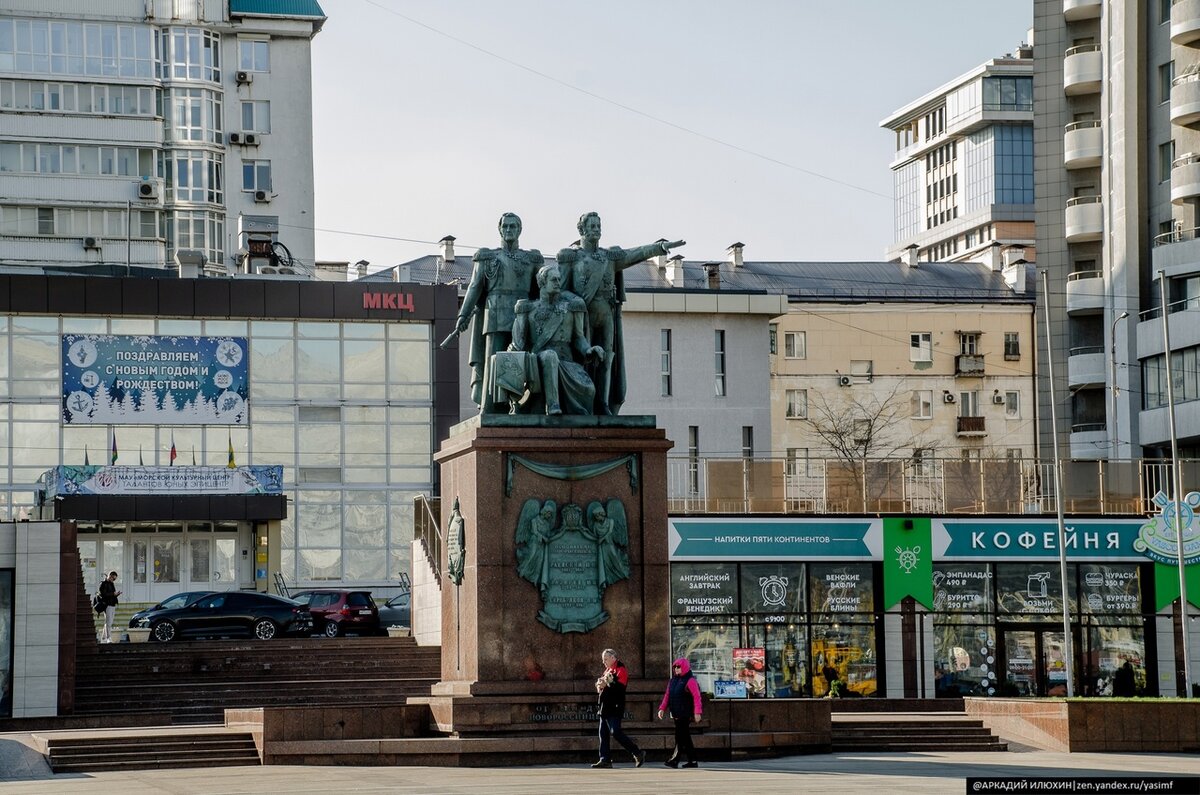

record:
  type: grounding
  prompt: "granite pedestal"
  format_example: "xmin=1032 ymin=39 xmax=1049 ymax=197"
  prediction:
xmin=417 ymin=416 xmax=672 ymax=735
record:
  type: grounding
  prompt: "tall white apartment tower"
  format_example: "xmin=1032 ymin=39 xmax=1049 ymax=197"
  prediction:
xmin=881 ymin=47 xmax=1036 ymax=265
xmin=1036 ymin=0 xmax=1200 ymax=460
xmin=0 ymin=1 xmax=323 ymax=277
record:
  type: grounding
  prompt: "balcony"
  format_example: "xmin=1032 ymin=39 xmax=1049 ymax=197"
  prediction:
xmin=955 ymin=354 xmax=985 ymax=376
xmin=1172 ymin=0 xmax=1200 ymax=45
xmin=1063 ymin=44 xmax=1102 ymax=95
xmin=1067 ymin=347 xmax=1106 ymax=387
xmin=1069 ymin=427 xmax=1109 ymax=460
xmin=1065 ymin=270 xmax=1105 ymax=314
xmin=1172 ymin=73 xmax=1200 ymax=128
xmin=1065 ymin=195 xmax=1103 ymax=242
xmin=1172 ymin=152 xmax=1200 ymax=204
xmin=956 ymin=415 xmax=987 ymax=437
xmin=1064 ymin=121 xmax=1102 ymax=169
xmin=1063 ymin=0 xmax=1101 ymax=21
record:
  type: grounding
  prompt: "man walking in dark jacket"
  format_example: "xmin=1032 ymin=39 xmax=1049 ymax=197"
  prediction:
xmin=592 ymin=648 xmax=646 ymax=768
xmin=99 ymin=570 xmax=121 ymax=643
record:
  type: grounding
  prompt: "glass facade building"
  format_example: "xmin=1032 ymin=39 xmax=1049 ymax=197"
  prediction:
xmin=0 ymin=274 xmax=457 ymax=602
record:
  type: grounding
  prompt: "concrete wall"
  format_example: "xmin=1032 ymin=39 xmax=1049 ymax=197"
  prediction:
xmin=410 ymin=539 xmax=440 ymax=647
xmin=1 ymin=521 xmax=62 ymax=718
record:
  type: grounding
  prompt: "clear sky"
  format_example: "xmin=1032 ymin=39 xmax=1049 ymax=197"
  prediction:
xmin=310 ymin=1 xmax=1032 ymax=271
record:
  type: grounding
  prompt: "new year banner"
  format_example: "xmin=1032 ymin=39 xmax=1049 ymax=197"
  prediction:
xmin=62 ymin=335 xmax=249 ymax=425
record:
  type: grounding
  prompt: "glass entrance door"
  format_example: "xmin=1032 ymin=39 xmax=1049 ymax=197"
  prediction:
xmin=1001 ymin=628 xmax=1069 ymax=697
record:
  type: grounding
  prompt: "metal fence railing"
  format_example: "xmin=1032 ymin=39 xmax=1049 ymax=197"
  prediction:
xmin=664 ymin=456 xmax=1194 ymax=516
xmin=414 ymin=494 xmax=442 ymax=585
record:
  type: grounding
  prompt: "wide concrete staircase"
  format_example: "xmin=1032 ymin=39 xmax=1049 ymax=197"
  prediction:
xmin=832 ymin=712 xmax=1007 ymax=752
xmin=39 ymin=728 xmax=260 ymax=773
xmin=72 ymin=636 xmax=441 ymax=725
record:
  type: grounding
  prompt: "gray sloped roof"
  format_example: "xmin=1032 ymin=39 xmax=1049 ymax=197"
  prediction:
xmin=623 ymin=258 xmax=1036 ymax=303
xmin=367 ymin=255 xmax=1036 ymax=304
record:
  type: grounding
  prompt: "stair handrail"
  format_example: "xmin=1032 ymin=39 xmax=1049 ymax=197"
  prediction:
xmin=413 ymin=493 xmax=442 ymax=586
xmin=273 ymin=571 xmax=291 ymax=599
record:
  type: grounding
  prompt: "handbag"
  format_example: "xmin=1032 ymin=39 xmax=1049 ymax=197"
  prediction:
xmin=92 ymin=593 xmax=105 ymax=615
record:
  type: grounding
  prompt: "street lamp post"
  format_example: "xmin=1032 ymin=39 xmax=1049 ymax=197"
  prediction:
xmin=1156 ymin=269 xmax=1193 ymax=698
xmin=1041 ymin=269 xmax=1075 ymax=697
xmin=1110 ymin=311 xmax=1128 ymax=458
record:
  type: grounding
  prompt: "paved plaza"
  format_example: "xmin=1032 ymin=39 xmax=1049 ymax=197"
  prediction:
xmin=1 ymin=733 xmax=1198 ymax=795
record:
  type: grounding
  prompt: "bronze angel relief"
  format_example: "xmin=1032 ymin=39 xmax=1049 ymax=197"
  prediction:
xmin=514 ymin=497 xmax=631 ymax=633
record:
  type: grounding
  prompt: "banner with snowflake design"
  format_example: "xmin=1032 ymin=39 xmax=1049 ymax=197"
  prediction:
xmin=62 ymin=335 xmax=249 ymax=425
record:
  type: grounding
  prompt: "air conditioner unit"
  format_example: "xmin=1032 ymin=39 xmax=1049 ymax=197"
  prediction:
xmin=837 ymin=375 xmax=852 ymax=387
xmin=82 ymin=236 xmax=100 ymax=250
xmin=236 ymin=70 xmax=253 ymax=85
xmin=277 ymin=266 xmax=295 ymax=275
xmin=243 ymin=133 xmax=259 ymax=146
xmin=228 ymin=132 xmax=243 ymax=145
xmin=258 ymin=265 xmax=278 ymax=275
xmin=992 ymin=393 xmax=1007 ymax=405
xmin=253 ymin=189 xmax=269 ymax=203
xmin=943 ymin=393 xmax=957 ymax=404
xmin=137 ymin=181 xmax=158 ymax=199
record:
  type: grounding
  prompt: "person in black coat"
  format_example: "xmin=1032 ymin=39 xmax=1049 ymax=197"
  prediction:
xmin=592 ymin=648 xmax=646 ymax=768
xmin=657 ymin=657 xmax=703 ymax=768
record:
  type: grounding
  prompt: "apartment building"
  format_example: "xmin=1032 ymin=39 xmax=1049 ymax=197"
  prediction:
xmin=1035 ymin=0 xmax=1200 ymax=459
xmin=0 ymin=0 xmax=323 ymax=277
xmin=881 ymin=46 xmax=1036 ymax=265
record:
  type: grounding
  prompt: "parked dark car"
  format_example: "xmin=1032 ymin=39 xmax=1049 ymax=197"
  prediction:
xmin=290 ymin=589 xmax=379 ymax=637
xmin=133 ymin=591 xmax=312 ymax=642
xmin=377 ymin=592 xmax=411 ymax=630
xmin=128 ymin=591 xmax=216 ymax=628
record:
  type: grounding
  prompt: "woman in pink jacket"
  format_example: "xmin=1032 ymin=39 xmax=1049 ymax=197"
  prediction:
xmin=657 ymin=657 xmax=703 ymax=768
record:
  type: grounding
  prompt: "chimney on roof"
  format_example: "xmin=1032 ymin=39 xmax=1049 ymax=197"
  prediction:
xmin=901 ymin=244 xmax=919 ymax=269
xmin=439 ymin=235 xmax=456 ymax=265
xmin=1004 ymin=258 xmax=1028 ymax=294
xmin=652 ymin=238 xmax=669 ymax=270
xmin=1002 ymin=245 xmax=1026 ymax=269
xmin=1016 ymin=42 xmax=1032 ymax=59
xmin=396 ymin=264 xmax=411 ymax=283
xmin=354 ymin=259 xmax=369 ymax=280
xmin=727 ymin=242 xmax=744 ymax=268
xmin=704 ymin=262 xmax=721 ymax=290
xmin=665 ymin=254 xmax=683 ymax=287
xmin=987 ymin=241 xmax=1003 ymax=272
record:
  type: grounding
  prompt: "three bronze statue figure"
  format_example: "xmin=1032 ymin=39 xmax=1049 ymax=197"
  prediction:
xmin=447 ymin=212 xmax=684 ymax=418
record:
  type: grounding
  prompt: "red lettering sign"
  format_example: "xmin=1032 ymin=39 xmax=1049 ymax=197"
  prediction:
xmin=362 ymin=292 xmax=415 ymax=312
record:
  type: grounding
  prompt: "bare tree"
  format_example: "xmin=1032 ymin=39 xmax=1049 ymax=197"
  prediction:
xmin=806 ymin=384 xmax=939 ymax=511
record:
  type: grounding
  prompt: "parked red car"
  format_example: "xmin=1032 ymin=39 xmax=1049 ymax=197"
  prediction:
xmin=290 ymin=589 xmax=379 ymax=637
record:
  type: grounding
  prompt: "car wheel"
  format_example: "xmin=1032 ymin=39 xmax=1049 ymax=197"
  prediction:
xmin=323 ymin=620 xmax=340 ymax=638
xmin=253 ymin=618 xmax=278 ymax=640
xmin=151 ymin=621 xmax=176 ymax=643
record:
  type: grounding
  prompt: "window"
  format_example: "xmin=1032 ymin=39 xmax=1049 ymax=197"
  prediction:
xmin=850 ymin=360 xmax=872 ymax=382
xmin=912 ymin=448 xmax=934 ymax=477
xmin=660 ymin=329 xmax=671 ymax=397
xmin=909 ymin=332 xmax=932 ymax=362
xmin=960 ymin=390 xmax=980 ymax=417
xmin=852 ymin=419 xmax=870 ymax=445
xmin=167 ymin=27 xmax=221 ymax=82
xmin=239 ymin=38 xmax=269 ymax=72
xmin=1159 ymin=61 xmax=1175 ymax=105
xmin=785 ymin=389 xmax=808 ymax=419
xmin=742 ymin=426 xmax=753 ymax=459
xmin=714 ymin=330 xmax=726 ymax=397
xmin=785 ymin=448 xmax=808 ymax=478
xmin=687 ymin=426 xmax=699 ymax=495
xmin=981 ymin=76 xmax=1033 ymax=111
xmin=959 ymin=333 xmax=979 ymax=355
xmin=1005 ymin=391 xmax=1020 ymax=419
xmin=1006 ymin=448 xmax=1022 ymax=460
xmin=1160 ymin=140 xmax=1175 ymax=183
xmin=784 ymin=331 xmax=806 ymax=359
xmin=242 ymin=159 xmax=271 ymax=192
xmin=1004 ymin=332 xmax=1020 ymax=360
xmin=911 ymin=389 xmax=933 ymax=419
xmin=240 ymin=99 xmax=270 ymax=133
xmin=768 ymin=323 xmax=777 ymax=355
xmin=1162 ymin=0 xmax=1172 ymax=24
